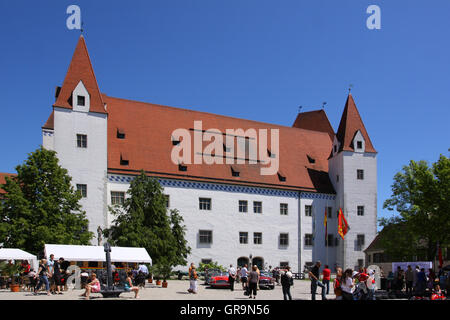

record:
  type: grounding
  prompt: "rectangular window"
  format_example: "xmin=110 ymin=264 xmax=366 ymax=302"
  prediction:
xmin=357 ymin=234 xmax=365 ymax=249
xmin=239 ymin=200 xmax=248 ymax=213
xmin=280 ymin=203 xmax=288 ymax=215
xmin=77 ymin=95 xmax=85 ymax=106
xmin=358 ymin=259 xmax=364 ymax=268
xmin=357 ymin=206 xmax=365 ymax=216
xmin=280 ymin=261 xmax=289 ymax=268
xmin=76 ymin=134 xmax=87 ymax=148
xmin=279 ymin=233 xmax=289 ymax=246
xmin=199 ymin=198 xmax=211 ymax=210
xmin=201 ymin=259 xmax=212 ymax=264
xmin=239 ymin=232 xmax=248 ymax=244
xmin=253 ymin=201 xmax=262 ymax=214
xmin=164 ymin=195 xmax=170 ymax=208
xmin=357 ymin=141 xmax=363 ymax=149
xmin=305 ymin=205 xmax=312 ymax=217
xmin=111 ymin=191 xmax=125 ymax=205
xmin=304 ymin=234 xmax=313 ymax=246
xmin=253 ymin=232 xmax=262 ymax=245
xmin=199 ymin=230 xmax=212 ymax=244
xmin=76 ymin=184 xmax=87 ymax=198
xmin=357 ymin=169 xmax=364 ymax=180
xmin=326 ymin=234 xmax=334 ymax=247
xmin=327 ymin=207 xmax=332 ymax=218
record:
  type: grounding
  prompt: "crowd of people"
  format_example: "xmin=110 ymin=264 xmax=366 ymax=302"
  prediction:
xmin=386 ymin=265 xmax=448 ymax=299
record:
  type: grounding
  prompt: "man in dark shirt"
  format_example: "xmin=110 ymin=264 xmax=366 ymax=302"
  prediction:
xmin=52 ymin=258 xmax=64 ymax=294
xmin=309 ymin=261 xmax=327 ymax=300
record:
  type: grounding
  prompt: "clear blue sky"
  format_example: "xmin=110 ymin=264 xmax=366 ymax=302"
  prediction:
xmin=1 ymin=1 xmax=449 ymax=228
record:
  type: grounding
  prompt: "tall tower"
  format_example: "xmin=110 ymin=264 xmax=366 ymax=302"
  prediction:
xmin=42 ymin=36 xmax=108 ymax=241
xmin=328 ymin=93 xmax=377 ymax=269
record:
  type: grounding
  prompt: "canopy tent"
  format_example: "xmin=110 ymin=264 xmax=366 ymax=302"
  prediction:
xmin=44 ymin=244 xmax=152 ymax=264
xmin=0 ymin=248 xmax=39 ymax=271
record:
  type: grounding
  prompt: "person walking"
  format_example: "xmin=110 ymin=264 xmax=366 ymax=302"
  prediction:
xmin=281 ymin=266 xmax=293 ymax=300
xmin=52 ymin=257 xmax=64 ymax=295
xmin=188 ymin=263 xmax=198 ymax=294
xmin=240 ymin=264 xmax=248 ymax=290
xmin=405 ymin=265 xmax=414 ymax=296
xmin=366 ymin=269 xmax=377 ymax=300
xmin=33 ymin=259 xmax=51 ymax=296
xmin=228 ymin=264 xmax=237 ymax=291
xmin=333 ymin=267 xmax=343 ymax=300
xmin=322 ymin=264 xmax=331 ymax=295
xmin=247 ymin=265 xmax=259 ymax=299
xmin=309 ymin=261 xmax=326 ymax=300
xmin=340 ymin=269 xmax=355 ymax=300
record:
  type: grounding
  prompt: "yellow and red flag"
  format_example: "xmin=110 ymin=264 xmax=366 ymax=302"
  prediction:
xmin=338 ymin=208 xmax=349 ymax=240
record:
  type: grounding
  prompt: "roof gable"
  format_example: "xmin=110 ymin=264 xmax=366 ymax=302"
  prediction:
xmin=335 ymin=94 xmax=376 ymax=153
xmin=53 ymin=36 xmax=106 ymax=114
xmin=292 ymin=109 xmax=335 ymax=142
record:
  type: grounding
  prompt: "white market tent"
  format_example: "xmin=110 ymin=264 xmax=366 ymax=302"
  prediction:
xmin=44 ymin=244 xmax=152 ymax=264
xmin=0 ymin=248 xmax=39 ymax=270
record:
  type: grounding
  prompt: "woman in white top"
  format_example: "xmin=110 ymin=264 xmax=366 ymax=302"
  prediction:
xmin=340 ymin=269 xmax=355 ymax=300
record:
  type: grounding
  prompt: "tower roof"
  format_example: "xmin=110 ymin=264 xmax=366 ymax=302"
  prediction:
xmin=53 ymin=36 xmax=106 ymax=114
xmin=336 ymin=94 xmax=376 ymax=153
xmin=292 ymin=109 xmax=335 ymax=141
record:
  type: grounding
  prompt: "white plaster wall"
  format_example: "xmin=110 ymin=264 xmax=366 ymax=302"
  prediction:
xmin=42 ymin=130 xmax=54 ymax=150
xmin=107 ymin=178 xmax=300 ymax=272
xmin=299 ymin=196 xmax=338 ymax=271
xmin=342 ymin=151 xmax=377 ymax=270
xmin=53 ymin=107 xmax=108 ymax=239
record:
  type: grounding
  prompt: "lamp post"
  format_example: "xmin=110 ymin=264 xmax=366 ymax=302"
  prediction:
xmin=100 ymin=242 xmax=124 ymax=298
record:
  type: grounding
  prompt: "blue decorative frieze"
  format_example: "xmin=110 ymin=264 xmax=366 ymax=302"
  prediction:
xmin=42 ymin=130 xmax=54 ymax=137
xmin=108 ymin=174 xmax=299 ymax=198
xmin=300 ymin=192 xmax=335 ymax=201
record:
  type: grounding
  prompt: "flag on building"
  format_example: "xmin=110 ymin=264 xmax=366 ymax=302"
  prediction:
xmin=338 ymin=208 xmax=349 ymax=240
xmin=324 ymin=207 xmax=328 ymax=243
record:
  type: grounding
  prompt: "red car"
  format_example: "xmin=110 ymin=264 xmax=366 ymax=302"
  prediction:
xmin=208 ymin=272 xmax=230 ymax=288
xmin=259 ymin=271 xmax=275 ymax=290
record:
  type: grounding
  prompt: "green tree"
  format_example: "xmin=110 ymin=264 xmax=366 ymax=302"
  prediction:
xmin=105 ymin=171 xmax=190 ymax=268
xmin=169 ymin=208 xmax=191 ymax=267
xmin=0 ymin=146 xmax=93 ymax=255
xmin=382 ymin=154 xmax=450 ymax=261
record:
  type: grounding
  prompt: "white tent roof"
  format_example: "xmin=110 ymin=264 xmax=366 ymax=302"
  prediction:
xmin=44 ymin=244 xmax=152 ymax=264
xmin=0 ymin=248 xmax=37 ymax=261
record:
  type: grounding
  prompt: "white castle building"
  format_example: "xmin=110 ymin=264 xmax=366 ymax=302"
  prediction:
xmin=41 ymin=36 xmax=377 ymax=272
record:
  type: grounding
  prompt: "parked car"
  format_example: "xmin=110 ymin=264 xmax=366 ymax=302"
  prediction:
xmin=208 ymin=272 xmax=230 ymax=288
xmin=204 ymin=269 xmax=222 ymax=285
xmin=259 ymin=271 xmax=275 ymax=289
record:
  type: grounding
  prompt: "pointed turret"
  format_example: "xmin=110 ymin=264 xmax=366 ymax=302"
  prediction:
xmin=335 ymin=94 xmax=375 ymax=153
xmin=53 ymin=35 xmax=106 ymax=114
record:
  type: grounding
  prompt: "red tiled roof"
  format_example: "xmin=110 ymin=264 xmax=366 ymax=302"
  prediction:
xmin=104 ymin=95 xmax=335 ymax=194
xmin=0 ymin=173 xmax=16 ymax=194
xmin=292 ymin=109 xmax=335 ymax=142
xmin=53 ymin=36 xmax=106 ymax=114
xmin=42 ymin=110 xmax=54 ymax=130
xmin=336 ymin=94 xmax=376 ymax=153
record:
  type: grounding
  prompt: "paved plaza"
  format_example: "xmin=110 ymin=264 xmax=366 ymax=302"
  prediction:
xmin=0 ymin=279 xmax=336 ymax=300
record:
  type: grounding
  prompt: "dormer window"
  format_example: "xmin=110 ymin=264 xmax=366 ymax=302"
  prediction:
xmin=77 ymin=95 xmax=85 ymax=106
xmin=357 ymin=141 xmax=362 ymax=149
xmin=277 ymin=172 xmax=286 ymax=182
xmin=120 ymin=152 xmax=129 ymax=166
xmin=172 ymin=136 xmax=180 ymax=146
xmin=231 ymin=166 xmax=240 ymax=177
xmin=178 ymin=163 xmax=187 ymax=171
xmin=117 ymin=128 xmax=126 ymax=139
xmin=268 ymin=149 xmax=276 ymax=158
xmin=307 ymin=155 xmax=315 ymax=164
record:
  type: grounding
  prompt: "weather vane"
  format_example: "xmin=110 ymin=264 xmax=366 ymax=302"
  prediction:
xmin=322 ymin=102 xmax=327 ymax=109
xmin=80 ymin=21 xmax=84 ymax=34
xmin=349 ymin=84 xmax=353 ymax=93
xmin=298 ymin=105 xmax=303 ymax=113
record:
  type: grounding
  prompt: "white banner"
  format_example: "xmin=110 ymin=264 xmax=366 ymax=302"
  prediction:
xmin=392 ymin=261 xmax=432 ymax=272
